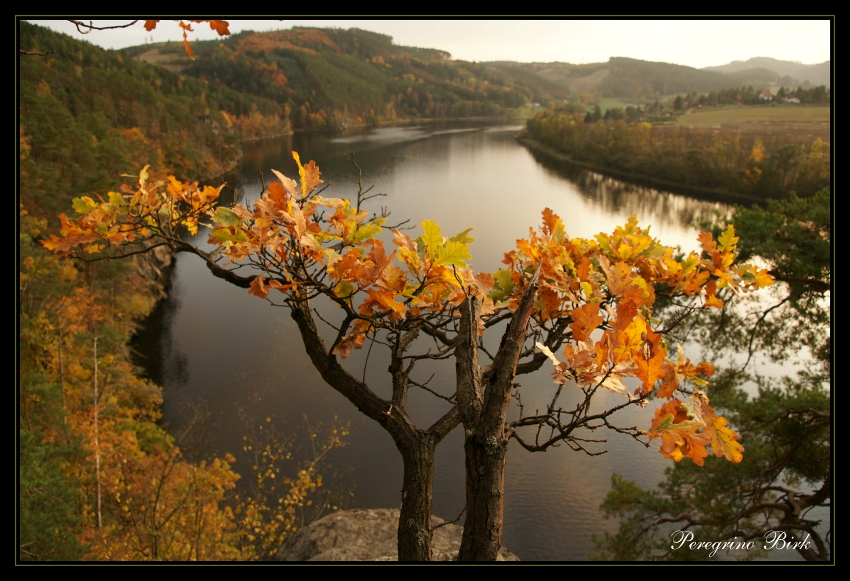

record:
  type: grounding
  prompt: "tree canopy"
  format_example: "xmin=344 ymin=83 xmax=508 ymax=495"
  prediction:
xmin=43 ymin=152 xmax=774 ymax=560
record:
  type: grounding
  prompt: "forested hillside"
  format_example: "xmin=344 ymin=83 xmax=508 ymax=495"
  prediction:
xmin=20 ymin=207 xmax=346 ymax=560
xmin=19 ymin=22 xmax=345 ymax=561
xmin=19 ymin=21 xmax=290 ymax=225
xmin=134 ymin=27 xmax=569 ymax=128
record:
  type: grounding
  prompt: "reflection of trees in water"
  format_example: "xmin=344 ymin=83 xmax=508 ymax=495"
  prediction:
xmin=241 ymin=135 xmax=295 ymax=171
xmin=130 ymin=271 xmax=190 ymax=412
xmin=529 ymin=149 xmax=729 ymax=230
xmin=241 ymin=123 xmax=512 ymax=199
xmin=131 ymin=282 xmax=184 ymax=390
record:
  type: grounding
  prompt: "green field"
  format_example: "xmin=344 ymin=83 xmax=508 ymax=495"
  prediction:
xmin=517 ymin=104 xmax=546 ymax=119
xmin=597 ymin=98 xmax=640 ymax=113
xmin=678 ymin=106 xmax=830 ymax=125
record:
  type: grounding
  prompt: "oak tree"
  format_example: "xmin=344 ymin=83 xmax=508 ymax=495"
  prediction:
xmin=45 ymin=154 xmax=773 ymax=560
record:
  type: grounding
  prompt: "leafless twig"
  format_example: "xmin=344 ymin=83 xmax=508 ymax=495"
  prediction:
xmin=68 ymin=20 xmax=139 ymax=34
xmin=430 ymin=506 xmax=466 ymax=532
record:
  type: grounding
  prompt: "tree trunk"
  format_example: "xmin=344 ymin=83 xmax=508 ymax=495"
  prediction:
xmin=396 ymin=433 xmax=437 ymax=561
xmin=287 ymin=298 xmax=454 ymax=561
xmin=455 ymin=265 xmax=541 ymax=561
xmin=457 ymin=428 xmax=508 ymax=560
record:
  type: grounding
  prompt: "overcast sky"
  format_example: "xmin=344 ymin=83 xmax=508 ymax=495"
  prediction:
xmin=24 ymin=18 xmax=832 ymax=69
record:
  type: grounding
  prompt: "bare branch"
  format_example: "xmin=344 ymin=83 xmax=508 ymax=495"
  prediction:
xmin=410 ymin=375 xmax=456 ymax=404
xmin=68 ymin=20 xmax=140 ymax=33
xmin=362 ymin=333 xmax=376 ymax=384
xmin=431 ymin=506 xmax=466 ymax=532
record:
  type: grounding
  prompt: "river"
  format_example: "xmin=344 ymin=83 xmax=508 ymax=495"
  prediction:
xmin=133 ymin=120 xmax=740 ymax=561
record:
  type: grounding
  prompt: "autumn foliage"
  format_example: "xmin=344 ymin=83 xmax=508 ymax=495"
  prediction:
xmin=21 ymin=207 xmax=344 ymax=560
xmin=44 ymin=153 xmax=773 ymax=470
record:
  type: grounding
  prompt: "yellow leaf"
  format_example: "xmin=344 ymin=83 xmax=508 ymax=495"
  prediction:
xmin=717 ymin=224 xmax=739 ymax=251
xmin=706 ymin=416 xmax=744 ymax=463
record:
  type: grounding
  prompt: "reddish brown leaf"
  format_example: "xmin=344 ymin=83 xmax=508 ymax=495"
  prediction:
xmin=541 ymin=208 xmax=560 ymax=236
xmin=249 ymin=275 xmax=270 ymax=299
xmin=569 ymin=302 xmax=604 ymax=342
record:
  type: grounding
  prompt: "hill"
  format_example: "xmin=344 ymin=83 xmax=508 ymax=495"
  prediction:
xmin=126 ymin=27 xmax=570 ymax=129
xmin=19 ymin=21 xmax=290 ymax=223
xmin=703 ymin=57 xmax=830 ymax=86
xmin=486 ymin=56 xmax=829 ymax=101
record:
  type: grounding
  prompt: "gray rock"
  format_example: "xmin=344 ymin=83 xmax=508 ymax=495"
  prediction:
xmin=272 ymin=508 xmax=520 ymax=561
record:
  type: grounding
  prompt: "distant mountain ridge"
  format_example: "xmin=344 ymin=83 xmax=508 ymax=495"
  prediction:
xmin=117 ymin=27 xmax=828 ymax=114
xmin=703 ymin=57 xmax=830 ymax=87
xmin=485 ymin=54 xmax=829 ymax=100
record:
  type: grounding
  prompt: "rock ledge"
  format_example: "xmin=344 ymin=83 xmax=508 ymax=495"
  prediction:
xmin=273 ymin=508 xmax=519 ymax=561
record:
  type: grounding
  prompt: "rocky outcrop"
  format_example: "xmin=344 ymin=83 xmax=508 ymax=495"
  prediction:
xmin=272 ymin=508 xmax=520 ymax=561
xmin=131 ymin=244 xmax=174 ymax=298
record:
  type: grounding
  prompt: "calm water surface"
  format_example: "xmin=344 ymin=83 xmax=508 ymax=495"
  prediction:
xmin=135 ymin=121 xmax=740 ymax=561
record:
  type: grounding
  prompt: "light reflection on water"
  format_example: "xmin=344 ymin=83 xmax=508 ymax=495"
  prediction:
xmin=133 ymin=121 xmax=805 ymax=561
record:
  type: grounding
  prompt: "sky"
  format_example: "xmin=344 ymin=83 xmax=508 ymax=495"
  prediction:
xmin=23 ymin=18 xmax=832 ymax=69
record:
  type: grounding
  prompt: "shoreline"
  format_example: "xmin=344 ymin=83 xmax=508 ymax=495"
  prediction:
xmin=514 ymin=130 xmax=766 ymax=207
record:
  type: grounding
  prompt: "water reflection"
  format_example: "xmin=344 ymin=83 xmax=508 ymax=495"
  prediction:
xmin=131 ymin=272 xmax=189 ymax=394
xmin=526 ymin=148 xmax=729 ymax=245
xmin=135 ymin=121 xmax=735 ymax=560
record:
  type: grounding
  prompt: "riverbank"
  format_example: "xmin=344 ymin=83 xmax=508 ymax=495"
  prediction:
xmin=514 ymin=130 xmax=765 ymax=206
xmin=293 ymin=114 xmax=525 ymax=132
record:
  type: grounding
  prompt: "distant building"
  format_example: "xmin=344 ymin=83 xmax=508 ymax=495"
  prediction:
xmin=783 ymin=97 xmax=801 ymax=104
xmin=759 ymin=90 xmax=774 ymax=101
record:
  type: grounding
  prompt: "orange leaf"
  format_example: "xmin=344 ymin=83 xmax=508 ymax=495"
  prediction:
xmin=599 ymin=256 xmax=634 ymax=297
xmin=538 ymin=287 xmax=562 ymax=321
xmin=203 ymin=20 xmax=231 ymax=36
xmin=392 ymin=228 xmax=417 ymax=253
xmin=754 ymin=269 xmax=774 ymax=288
xmin=594 ymin=331 xmax=613 ymax=368
xmin=622 ymin=278 xmax=654 ymax=309
xmin=569 ymin=302 xmax=604 ymax=342
xmin=657 ymin=364 xmax=680 ymax=399
xmin=635 ymin=329 xmax=666 ymax=393
xmin=144 ymin=20 xmax=160 ymax=31
xmin=692 ymin=393 xmax=743 ymax=463
xmin=614 ymin=315 xmax=646 ymax=364
xmin=648 ymin=400 xmax=711 ymax=465
xmin=575 ymin=257 xmax=592 ymax=283
xmin=332 ymin=329 xmax=367 ymax=359
xmin=291 ymin=204 xmax=307 ymax=238
xmin=268 ymin=279 xmax=295 ymax=294
xmin=331 ymin=251 xmax=367 ymax=284
xmin=682 ymin=269 xmax=711 ymax=295
xmin=705 ymin=416 xmax=744 ymax=463
xmin=249 ymin=275 xmax=269 ymax=299
xmin=541 ymin=207 xmax=561 ymax=236
xmin=367 ymin=289 xmax=407 ymax=320
xmin=301 ymin=160 xmax=324 ymax=195
xmin=697 ymin=231 xmax=717 ymax=254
